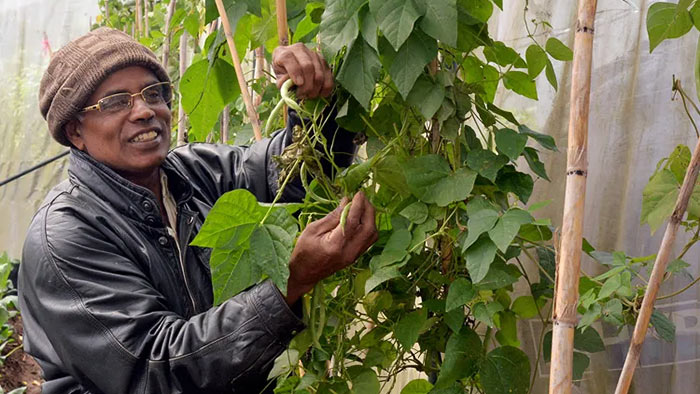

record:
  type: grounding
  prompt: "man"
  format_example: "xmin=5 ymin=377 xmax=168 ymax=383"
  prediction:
xmin=18 ymin=27 xmax=377 ymax=394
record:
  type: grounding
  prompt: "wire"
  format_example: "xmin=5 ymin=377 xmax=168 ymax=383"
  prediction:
xmin=0 ymin=150 xmax=70 ymax=188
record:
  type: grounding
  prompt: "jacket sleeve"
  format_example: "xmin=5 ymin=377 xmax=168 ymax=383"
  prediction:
xmin=19 ymin=199 xmax=305 ymax=394
xmin=167 ymin=107 xmax=356 ymax=205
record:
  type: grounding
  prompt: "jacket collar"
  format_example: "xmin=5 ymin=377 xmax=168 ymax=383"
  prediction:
xmin=68 ymin=148 xmax=193 ymax=226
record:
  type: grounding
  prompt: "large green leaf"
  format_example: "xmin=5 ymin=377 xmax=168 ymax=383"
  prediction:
xmin=434 ymin=328 xmax=482 ymax=388
xmin=248 ymin=221 xmax=295 ymax=294
xmin=191 ymin=189 xmax=264 ymax=248
xmin=418 ymin=0 xmax=458 ymax=46
xmin=350 ymin=368 xmax=380 ymax=394
xmin=370 ymin=0 xmax=424 ymax=51
xmin=651 ymin=309 xmax=676 ymax=342
xmin=466 ymin=149 xmax=509 ymax=182
xmin=337 ymin=37 xmax=381 ymax=109
xmin=511 ymin=295 xmax=538 ymax=319
xmin=525 ymin=44 xmax=547 ymax=78
xmin=209 ymin=247 xmax=259 ymax=304
xmin=572 ymin=352 xmax=590 ymax=380
xmin=385 ymin=30 xmax=438 ymax=99
xmin=400 ymin=379 xmax=433 ymax=394
xmin=496 ymin=166 xmax=534 ymax=203
xmin=460 ymin=199 xmax=500 ymax=250
xmin=488 ymin=209 xmax=533 ymax=252
xmin=319 ymin=0 xmax=365 ymax=59
xmin=495 ymin=128 xmax=527 ymax=161
xmin=545 ymin=37 xmax=573 ymax=61
xmin=394 ymin=309 xmax=427 ymax=349
xmin=641 ymin=169 xmax=681 ymax=233
xmin=647 ymin=1 xmax=693 ymax=52
xmin=406 ymin=75 xmax=445 ymax=119
xmin=465 ymin=236 xmax=498 ymax=283
xmin=445 ymin=278 xmax=476 ymax=311
xmin=180 ymin=59 xmax=240 ymax=141
xmin=503 ymin=71 xmax=538 ymax=100
xmin=404 ymin=155 xmax=477 ymax=206
xmin=574 ymin=327 xmax=605 ymax=353
xmin=480 ymin=346 xmax=530 ymax=394
xmin=518 ymin=125 xmax=557 ymax=151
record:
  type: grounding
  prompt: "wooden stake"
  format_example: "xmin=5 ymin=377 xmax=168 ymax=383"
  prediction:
xmin=104 ymin=0 xmax=110 ymax=25
xmin=144 ymin=0 xmax=150 ymax=37
xmin=221 ymin=106 xmax=230 ymax=143
xmin=614 ymin=138 xmax=700 ymax=394
xmin=177 ymin=31 xmax=189 ymax=146
xmin=253 ymin=46 xmax=266 ymax=106
xmin=135 ymin=0 xmax=142 ymax=38
xmin=214 ymin=0 xmax=263 ymax=141
xmin=548 ymin=1 xmax=598 ymax=393
xmin=162 ymin=0 xmax=176 ymax=69
xmin=276 ymin=0 xmax=289 ymax=46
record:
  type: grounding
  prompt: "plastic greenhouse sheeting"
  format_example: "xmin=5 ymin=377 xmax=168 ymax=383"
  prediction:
xmin=1 ymin=0 xmax=699 ymax=393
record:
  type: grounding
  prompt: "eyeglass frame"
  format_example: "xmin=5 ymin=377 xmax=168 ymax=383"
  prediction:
xmin=79 ymin=81 xmax=175 ymax=114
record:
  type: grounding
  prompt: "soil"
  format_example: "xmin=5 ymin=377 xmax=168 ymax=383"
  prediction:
xmin=0 ymin=316 xmax=42 ymax=393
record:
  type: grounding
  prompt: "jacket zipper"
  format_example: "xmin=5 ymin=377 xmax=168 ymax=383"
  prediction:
xmin=167 ymin=227 xmax=197 ymax=313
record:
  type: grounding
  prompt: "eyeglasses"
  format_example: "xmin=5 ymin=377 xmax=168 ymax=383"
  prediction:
xmin=80 ymin=82 xmax=174 ymax=114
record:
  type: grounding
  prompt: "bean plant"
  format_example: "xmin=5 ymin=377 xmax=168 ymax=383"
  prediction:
xmin=92 ymin=0 xmax=700 ymax=393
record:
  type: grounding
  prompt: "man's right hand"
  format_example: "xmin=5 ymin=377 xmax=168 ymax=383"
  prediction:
xmin=284 ymin=192 xmax=378 ymax=305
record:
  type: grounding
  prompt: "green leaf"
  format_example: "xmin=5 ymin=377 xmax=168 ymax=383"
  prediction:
xmin=337 ymin=37 xmax=381 ymax=109
xmin=319 ymin=0 xmax=365 ymax=59
xmin=466 ymin=149 xmax=510 ymax=182
xmin=647 ymin=2 xmax=693 ymax=53
xmin=523 ymin=147 xmax=550 ymax=181
xmin=597 ymin=275 xmax=621 ymax=300
xmin=191 ymin=189 xmax=264 ymax=248
xmin=435 ymin=328 xmax=482 ymax=388
xmin=404 ymin=155 xmax=477 ymax=206
xmin=359 ymin=6 xmax=379 ymax=50
xmin=572 ymin=352 xmax=590 ymax=381
xmin=668 ymin=145 xmax=691 ymax=183
xmin=574 ymin=327 xmax=605 ymax=353
xmin=480 ymin=346 xmax=530 ymax=394
xmin=545 ymin=37 xmax=573 ymax=61
xmin=394 ymin=309 xmax=427 ymax=349
xmin=370 ymin=0 xmax=424 ymax=51
xmin=511 ymin=296 xmax=538 ymax=319
xmin=495 ymin=128 xmax=528 ymax=161
xmin=488 ymin=209 xmax=533 ymax=253
xmin=496 ymin=166 xmax=534 ymax=203
xmin=445 ymin=278 xmax=476 ymax=311
xmin=465 ymin=237 xmax=498 ymax=283
xmin=400 ymin=201 xmax=429 ymax=224
xmin=418 ymin=0 xmax=458 ymax=46
xmin=373 ymin=229 xmax=412 ymax=269
xmin=461 ymin=0 xmax=493 ymax=23
xmin=268 ymin=349 xmax=300 ymax=380
xmin=503 ymin=71 xmax=538 ymax=100
xmin=544 ymin=58 xmax=558 ymax=90
xmin=460 ymin=200 xmax=500 ymax=250
xmin=386 ymin=30 xmax=439 ymax=99
xmin=365 ymin=265 xmax=402 ymax=294
xmin=248 ymin=221 xmax=295 ymax=295
xmin=351 ymin=368 xmax=380 ymax=394
xmin=651 ymin=309 xmax=676 ymax=342
xmin=210 ymin=248 xmax=259 ymax=305
xmin=543 ymin=330 xmax=553 ymax=362
xmin=484 ymin=41 xmax=523 ymax=67
xmin=525 ymin=44 xmax=547 ymax=78
xmin=180 ymin=59 xmax=240 ymax=140
xmin=495 ymin=311 xmax=519 ymax=347
xmin=641 ymin=169 xmax=678 ymax=234
xmin=401 ymin=379 xmax=433 ymax=394
xmin=375 ymin=155 xmax=410 ymax=194
xmin=406 ymin=75 xmax=446 ymax=119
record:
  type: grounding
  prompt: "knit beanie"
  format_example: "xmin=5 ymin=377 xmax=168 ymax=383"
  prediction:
xmin=39 ymin=27 xmax=170 ymax=146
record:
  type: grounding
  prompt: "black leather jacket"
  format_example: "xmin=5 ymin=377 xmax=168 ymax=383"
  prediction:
xmin=18 ymin=113 xmax=354 ymax=393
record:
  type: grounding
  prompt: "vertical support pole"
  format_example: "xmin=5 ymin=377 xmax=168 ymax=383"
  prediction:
xmin=221 ymin=107 xmax=230 ymax=144
xmin=614 ymin=138 xmax=700 ymax=394
xmin=135 ymin=0 xmax=142 ymax=38
xmin=177 ymin=31 xmax=189 ymax=146
xmin=548 ymin=1 xmax=598 ymax=393
xmin=104 ymin=0 xmax=110 ymax=26
xmin=144 ymin=0 xmax=150 ymax=37
xmin=162 ymin=0 xmax=176 ymax=69
xmin=214 ymin=0 xmax=263 ymax=141
xmin=276 ymin=0 xmax=289 ymax=46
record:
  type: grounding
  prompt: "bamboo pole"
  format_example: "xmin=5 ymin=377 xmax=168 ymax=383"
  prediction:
xmin=276 ymin=0 xmax=289 ymax=46
xmin=214 ymin=0 xmax=263 ymax=141
xmin=144 ymin=0 xmax=150 ymax=37
xmin=548 ymin=1 xmax=598 ymax=393
xmin=221 ymin=106 xmax=230 ymax=143
xmin=135 ymin=0 xmax=142 ymax=38
xmin=253 ymin=46 xmax=266 ymax=106
xmin=176 ymin=31 xmax=189 ymax=146
xmin=104 ymin=0 xmax=110 ymax=25
xmin=614 ymin=138 xmax=700 ymax=394
xmin=162 ymin=0 xmax=176 ymax=69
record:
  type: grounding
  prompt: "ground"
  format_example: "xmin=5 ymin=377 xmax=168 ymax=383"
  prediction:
xmin=0 ymin=316 xmax=42 ymax=393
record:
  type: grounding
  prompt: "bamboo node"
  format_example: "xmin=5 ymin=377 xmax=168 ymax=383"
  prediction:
xmin=552 ymin=318 xmax=577 ymax=328
xmin=576 ymin=21 xmax=595 ymax=34
xmin=566 ymin=169 xmax=587 ymax=176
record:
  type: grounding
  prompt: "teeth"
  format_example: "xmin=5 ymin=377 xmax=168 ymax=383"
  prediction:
xmin=130 ymin=130 xmax=158 ymax=143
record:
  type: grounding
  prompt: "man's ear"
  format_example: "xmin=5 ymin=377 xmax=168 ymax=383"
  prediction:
xmin=64 ymin=119 xmax=85 ymax=150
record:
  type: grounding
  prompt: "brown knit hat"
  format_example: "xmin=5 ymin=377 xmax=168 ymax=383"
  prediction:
xmin=39 ymin=27 xmax=170 ymax=146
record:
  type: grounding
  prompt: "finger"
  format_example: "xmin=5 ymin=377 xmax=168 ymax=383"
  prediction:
xmin=307 ymin=198 xmax=347 ymax=234
xmin=273 ymin=49 xmax=305 ymax=87
xmin=318 ymin=52 xmax=335 ymax=98
xmin=276 ymin=74 xmax=289 ymax=90
xmin=306 ymin=51 xmax=325 ymax=99
xmin=293 ymin=48 xmax=318 ymax=98
xmin=342 ymin=192 xmax=367 ymax=235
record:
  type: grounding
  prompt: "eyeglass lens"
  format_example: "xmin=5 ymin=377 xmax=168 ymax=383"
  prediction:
xmin=99 ymin=83 xmax=173 ymax=113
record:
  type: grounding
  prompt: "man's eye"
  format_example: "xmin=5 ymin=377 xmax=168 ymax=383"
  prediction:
xmin=144 ymin=89 xmax=163 ymax=101
xmin=100 ymin=95 xmax=131 ymax=112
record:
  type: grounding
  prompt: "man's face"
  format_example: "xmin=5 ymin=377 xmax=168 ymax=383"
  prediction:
xmin=67 ymin=66 xmax=172 ymax=180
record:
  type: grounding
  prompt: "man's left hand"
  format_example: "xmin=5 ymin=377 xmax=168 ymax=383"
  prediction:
xmin=272 ymin=43 xmax=334 ymax=99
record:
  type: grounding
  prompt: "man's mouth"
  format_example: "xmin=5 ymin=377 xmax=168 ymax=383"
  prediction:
xmin=129 ymin=130 xmax=159 ymax=143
